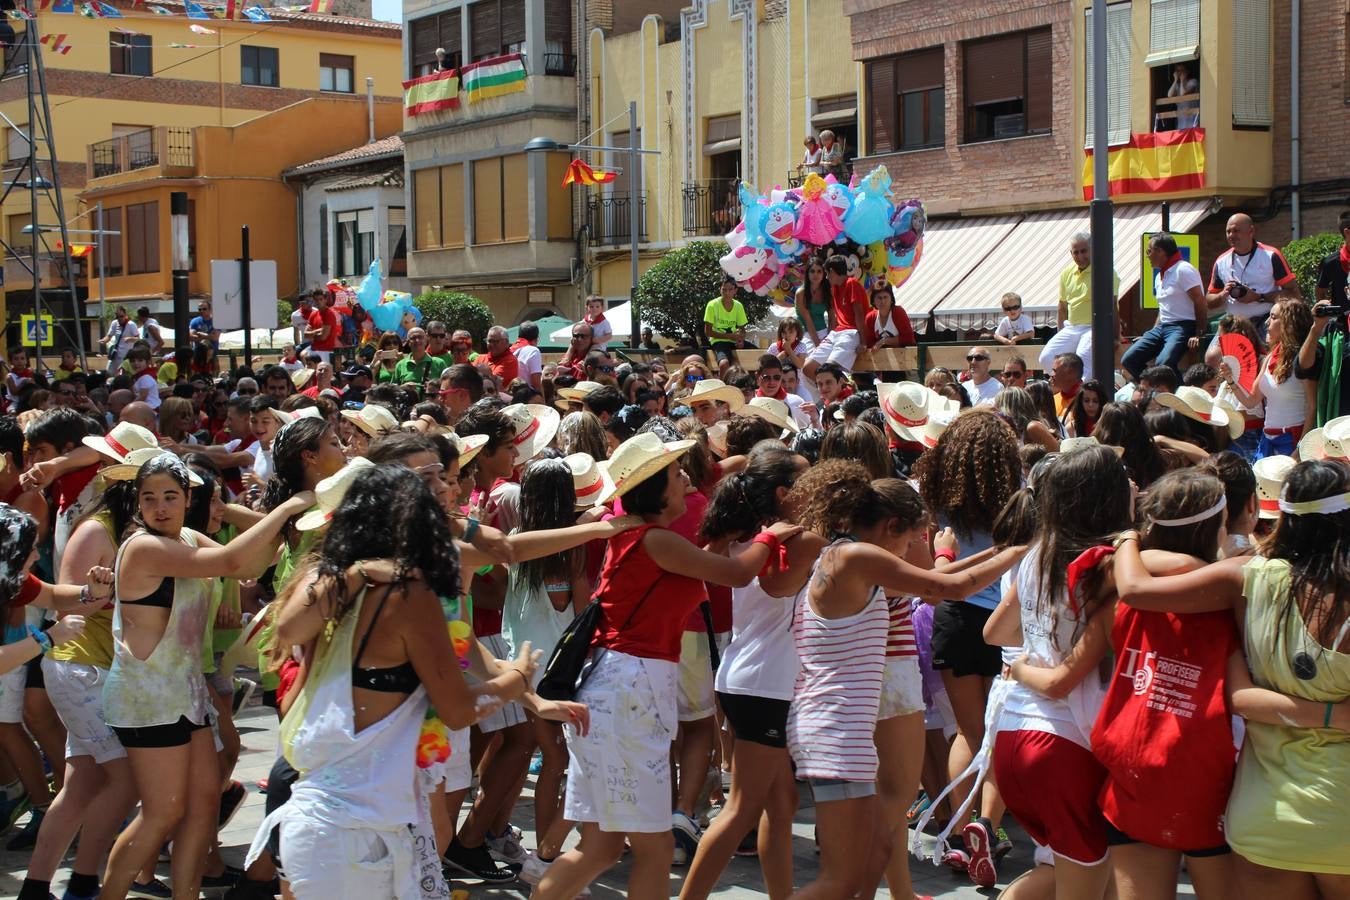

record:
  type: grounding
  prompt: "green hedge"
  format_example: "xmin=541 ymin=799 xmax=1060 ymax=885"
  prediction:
xmin=413 ymin=291 xmax=494 ymax=345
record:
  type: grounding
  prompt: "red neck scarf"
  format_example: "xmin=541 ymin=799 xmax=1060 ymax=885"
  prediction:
xmin=1158 ymin=250 xmax=1183 ymax=274
xmin=756 ymin=386 xmax=787 ymax=401
xmin=1340 ymin=243 xmax=1349 ymax=274
xmin=586 ymin=312 xmax=606 ymax=324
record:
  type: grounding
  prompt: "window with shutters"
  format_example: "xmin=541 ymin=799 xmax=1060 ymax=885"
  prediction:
xmin=962 ymin=28 xmax=1053 ymax=143
xmin=1146 ymin=0 xmax=1199 ymax=67
xmin=543 ymin=0 xmax=573 ymax=75
xmin=409 ymin=9 xmax=462 ymax=77
xmin=125 ymin=201 xmax=159 ymax=275
xmin=319 ymin=53 xmax=354 ymax=93
xmin=471 ymin=154 xmax=528 ymax=245
xmin=388 ymin=207 xmax=407 ymax=276
xmin=1085 ymin=4 xmax=1133 ymax=147
xmin=336 ymin=209 xmax=374 ymax=277
xmin=865 ymin=48 xmax=943 ymax=154
xmin=470 ymin=0 xmax=525 ymax=62
xmin=241 ymin=45 xmax=278 ymax=87
xmin=110 ymin=34 xmax=152 ymax=76
xmin=1231 ymin=0 xmax=1272 ymax=127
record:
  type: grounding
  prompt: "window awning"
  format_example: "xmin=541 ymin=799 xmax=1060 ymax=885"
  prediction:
xmin=702 ymin=138 xmax=742 ymax=157
xmin=917 ymin=199 xmax=1212 ymax=333
xmin=812 ymin=106 xmax=856 ymax=128
xmin=1144 ymin=45 xmax=1199 ymax=67
xmin=894 ymin=215 xmax=1021 ymax=334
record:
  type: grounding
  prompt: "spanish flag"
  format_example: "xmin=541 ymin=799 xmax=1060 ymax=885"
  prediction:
xmin=562 ymin=159 xmax=616 ymax=188
xmin=403 ymin=69 xmax=460 ymax=116
xmin=1082 ymin=128 xmax=1206 ymax=200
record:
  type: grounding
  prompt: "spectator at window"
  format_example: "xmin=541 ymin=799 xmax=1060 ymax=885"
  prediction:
xmin=1157 ymin=63 xmax=1199 ymax=131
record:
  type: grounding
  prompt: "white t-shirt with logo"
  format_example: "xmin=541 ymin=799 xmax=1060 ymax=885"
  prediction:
xmin=996 ymin=313 xmax=1035 ymax=340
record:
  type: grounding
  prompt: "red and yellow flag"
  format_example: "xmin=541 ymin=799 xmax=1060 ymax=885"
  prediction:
xmin=403 ymin=68 xmax=459 ymax=115
xmin=561 ymin=159 xmax=616 ymax=188
xmin=1082 ymin=128 xmax=1206 ymax=199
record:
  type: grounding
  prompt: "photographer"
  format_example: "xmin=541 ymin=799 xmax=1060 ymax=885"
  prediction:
xmin=1300 ymin=209 xmax=1350 ymax=422
xmin=1205 ymin=212 xmax=1297 ymax=338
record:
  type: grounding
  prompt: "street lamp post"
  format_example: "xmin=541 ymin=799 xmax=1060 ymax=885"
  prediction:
xmin=1089 ymin=0 xmax=1116 ymax=385
xmin=170 ymin=191 xmax=191 ymax=367
xmin=526 ymin=101 xmax=658 ymax=350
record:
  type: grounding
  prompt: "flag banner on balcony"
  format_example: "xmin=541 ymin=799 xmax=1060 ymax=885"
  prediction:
xmin=307 ymin=0 xmax=334 ymax=12
xmin=403 ymin=69 xmax=460 ymax=115
xmin=562 ymin=159 xmax=616 ymax=188
xmin=1082 ymin=128 xmax=1206 ymax=199
xmin=461 ymin=53 xmax=526 ymax=103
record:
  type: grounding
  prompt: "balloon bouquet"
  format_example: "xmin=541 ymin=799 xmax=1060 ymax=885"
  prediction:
xmin=719 ymin=166 xmax=925 ymax=312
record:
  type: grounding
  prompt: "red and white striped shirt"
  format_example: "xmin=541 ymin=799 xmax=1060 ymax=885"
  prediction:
xmin=885 ymin=596 xmax=918 ymax=658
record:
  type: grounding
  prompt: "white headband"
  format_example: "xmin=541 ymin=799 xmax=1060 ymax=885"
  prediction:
xmin=1277 ymin=486 xmax=1350 ymax=517
xmin=1151 ymin=494 xmax=1227 ymax=527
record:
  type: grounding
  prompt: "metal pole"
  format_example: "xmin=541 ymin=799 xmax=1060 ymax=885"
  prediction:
xmin=25 ymin=25 xmax=43 ymax=372
xmin=1089 ymin=0 xmax=1116 ymax=386
xmin=628 ymin=100 xmax=640 ymax=350
xmin=241 ymin=225 xmax=253 ymax=370
xmin=1161 ymin=200 xmax=1170 ymax=234
xmin=1289 ymin=0 xmax=1301 ymax=240
xmin=170 ymin=191 xmax=190 ymax=367
xmin=96 ymin=202 xmax=106 ymax=323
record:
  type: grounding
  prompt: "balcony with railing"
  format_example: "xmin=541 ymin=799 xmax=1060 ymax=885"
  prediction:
xmin=542 ymin=51 xmax=575 ymax=77
xmin=588 ymin=192 xmax=647 ymax=247
xmin=682 ymin=178 xmax=741 ymax=237
xmin=87 ymin=127 xmax=195 ymax=182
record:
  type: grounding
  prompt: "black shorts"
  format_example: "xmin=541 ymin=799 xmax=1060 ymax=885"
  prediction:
xmin=265 ymin=755 xmax=300 ymax=865
xmin=112 ymin=715 xmax=211 ymax=749
xmin=24 ymin=655 xmax=44 ymax=689
xmin=717 ymin=691 xmax=789 ymax=748
xmin=1104 ymin=820 xmax=1230 ymax=858
xmin=711 ymin=341 xmax=739 ymax=365
xmin=930 ymin=600 xmax=1002 ymax=679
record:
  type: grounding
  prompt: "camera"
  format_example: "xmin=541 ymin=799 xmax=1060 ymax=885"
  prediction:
xmin=1228 ymin=282 xmax=1249 ymax=299
xmin=1315 ymin=304 xmax=1347 ymax=318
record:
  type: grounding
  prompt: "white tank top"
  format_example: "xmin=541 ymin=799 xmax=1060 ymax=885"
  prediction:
xmin=715 ymin=572 xmax=803 ymax=701
xmin=1257 ymin=357 xmax=1306 ymax=430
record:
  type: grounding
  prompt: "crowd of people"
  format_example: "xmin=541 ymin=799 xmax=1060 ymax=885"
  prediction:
xmin=0 ymin=208 xmax=1342 ymax=900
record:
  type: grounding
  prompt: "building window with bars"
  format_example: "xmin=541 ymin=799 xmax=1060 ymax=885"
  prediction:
xmin=336 ymin=209 xmax=375 ymax=277
xmin=319 ymin=53 xmax=354 ymax=93
xmin=469 ymin=0 xmax=525 ymax=62
xmin=962 ymin=28 xmax=1053 ymax=143
xmin=409 ymin=9 xmax=461 ymax=77
xmin=110 ymin=34 xmax=152 ymax=77
xmin=241 ymin=45 xmax=279 ymax=87
xmin=865 ymin=48 xmax=943 ymax=154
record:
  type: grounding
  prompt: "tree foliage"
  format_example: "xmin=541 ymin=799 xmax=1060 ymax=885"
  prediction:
xmin=634 ymin=240 xmax=769 ymax=344
xmin=413 ymin=291 xmax=494 ymax=345
xmin=1284 ymin=231 xmax=1342 ymax=303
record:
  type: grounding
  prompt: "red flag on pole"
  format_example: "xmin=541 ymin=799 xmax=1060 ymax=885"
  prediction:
xmin=561 ymin=159 xmax=617 ymax=188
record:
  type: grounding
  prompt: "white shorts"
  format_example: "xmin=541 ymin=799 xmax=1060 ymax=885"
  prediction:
xmin=677 ymin=630 xmax=716 ymax=722
xmin=474 ymin=633 xmax=527 ymax=733
xmin=806 ymin=328 xmax=861 ymax=372
xmin=878 ymin=656 xmax=924 ymax=720
xmin=42 ymin=658 xmax=125 ymax=763
xmin=279 ymin=817 xmax=418 ymax=900
xmin=419 ymin=725 xmax=472 ymax=795
xmin=924 ymin=688 xmax=957 ymax=739
xmin=0 ymin=666 xmax=25 ymax=724
xmin=564 ymin=650 xmax=678 ymax=833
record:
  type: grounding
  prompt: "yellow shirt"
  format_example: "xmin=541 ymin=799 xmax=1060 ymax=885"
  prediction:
xmin=1059 ymin=264 xmax=1119 ymax=326
xmin=1227 ymin=557 xmax=1350 ymax=874
xmin=47 ymin=511 xmax=116 ymax=669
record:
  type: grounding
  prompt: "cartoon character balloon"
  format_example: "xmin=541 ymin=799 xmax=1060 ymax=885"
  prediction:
xmin=792 ymin=174 xmax=845 ymax=246
xmin=762 ymin=202 xmax=803 ymax=261
xmin=844 ymin=166 xmax=895 ymax=245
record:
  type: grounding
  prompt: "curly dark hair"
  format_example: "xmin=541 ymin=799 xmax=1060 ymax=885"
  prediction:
xmin=1263 ymin=460 xmax=1350 ymax=649
xmin=702 ymin=442 xmax=802 ymax=542
xmin=0 ymin=504 xmax=38 ymax=613
xmin=316 ymin=466 xmax=460 ymax=629
xmin=788 ymin=459 xmax=873 ymax=537
xmin=913 ymin=410 xmax=1019 ymax=538
xmin=789 ymin=427 xmax=825 ymax=465
xmin=725 ymin=414 xmax=780 ymax=457
xmin=261 ymin=417 xmax=331 ymax=513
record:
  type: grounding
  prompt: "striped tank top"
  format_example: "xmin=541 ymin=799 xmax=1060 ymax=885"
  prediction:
xmin=885 ymin=596 xmax=918 ymax=658
xmin=787 ymin=539 xmax=888 ymax=782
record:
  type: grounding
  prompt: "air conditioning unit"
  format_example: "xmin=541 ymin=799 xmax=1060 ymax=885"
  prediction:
xmin=993 ymin=114 xmax=1025 ymax=138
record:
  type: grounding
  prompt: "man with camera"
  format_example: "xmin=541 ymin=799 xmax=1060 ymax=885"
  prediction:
xmin=1299 ymin=209 xmax=1350 ymax=421
xmin=1206 ymin=212 xmax=1297 ymax=337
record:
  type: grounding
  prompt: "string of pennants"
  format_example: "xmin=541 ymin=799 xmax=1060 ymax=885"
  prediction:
xmin=5 ymin=0 xmax=334 ymax=23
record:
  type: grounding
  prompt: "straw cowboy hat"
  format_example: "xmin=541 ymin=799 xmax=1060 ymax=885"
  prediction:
xmin=1154 ymin=386 xmax=1230 ymax=430
xmin=340 ymin=403 xmax=400 ymax=439
xmin=448 ymin=433 xmax=488 ymax=468
xmin=502 ymin=403 xmax=560 ymax=464
xmin=565 ymin=452 xmax=613 ymax=509
xmin=1297 ymin=415 xmax=1350 ymax=461
xmin=1059 ymin=435 xmax=1124 ymax=457
xmin=919 ymin=409 xmax=960 ymax=449
xmin=556 ymin=381 xmax=604 ymax=407
xmin=875 ymin=382 xmax=957 ymax=444
xmin=684 ymin=378 xmax=746 ymax=413
xmin=1253 ymin=454 xmax=1296 ymax=520
xmin=82 ymin=422 xmax=159 ymax=464
xmin=742 ymin=396 xmax=799 ymax=433
xmin=291 ymin=368 xmax=315 ymax=390
xmin=101 ymin=447 xmax=205 ymax=486
xmin=1211 ymin=396 xmax=1247 ymax=440
xmin=273 ymin=406 xmax=323 ymax=430
xmin=295 ymin=458 xmax=375 ymax=531
xmin=596 ymin=432 xmax=695 ymax=504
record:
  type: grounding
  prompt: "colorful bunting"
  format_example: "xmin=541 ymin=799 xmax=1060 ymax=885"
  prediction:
xmin=50 ymin=0 xmax=75 ymax=13
xmin=242 ymin=5 xmax=270 ymax=21
xmin=184 ymin=0 xmax=210 ymax=18
xmin=40 ymin=33 xmax=72 ymax=54
xmin=77 ymin=2 xmax=97 ymax=16
xmin=94 ymin=1 xmax=122 ymax=16
xmin=561 ymin=159 xmax=616 ymax=187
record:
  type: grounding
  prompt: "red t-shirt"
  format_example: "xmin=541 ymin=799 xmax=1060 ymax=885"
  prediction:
xmin=830 ymin=277 xmax=867 ymax=332
xmin=1092 ymin=603 xmax=1239 ymax=851
xmin=54 ymin=463 xmax=101 ymax=514
xmin=592 ymin=524 xmax=707 ymax=663
xmin=13 ymin=573 xmax=40 ymax=608
xmin=488 ymin=350 xmax=520 ymax=387
xmin=308 ymin=306 xmax=339 ymax=351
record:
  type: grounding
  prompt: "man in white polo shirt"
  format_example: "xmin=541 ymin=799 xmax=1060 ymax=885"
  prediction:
xmin=1122 ymin=232 xmax=1207 ymax=380
xmin=1206 ymin=212 xmax=1296 ymax=336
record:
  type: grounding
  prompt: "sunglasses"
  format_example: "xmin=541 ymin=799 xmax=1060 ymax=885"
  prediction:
xmin=1002 ymin=369 xmax=1025 ymax=378
xmin=1003 ymin=305 xmax=1021 ymax=312
xmin=596 ymin=365 xmax=616 ymax=374
xmin=967 ymin=355 xmax=990 ymax=362
xmin=759 ymin=372 xmax=782 ymax=381
xmin=428 ymin=332 xmax=447 ymax=339
xmin=686 ymin=374 xmax=705 ymax=383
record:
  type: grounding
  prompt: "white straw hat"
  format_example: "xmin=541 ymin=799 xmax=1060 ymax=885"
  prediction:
xmin=295 ymin=458 xmax=375 ymax=531
xmin=685 ymin=378 xmax=746 ymax=412
xmin=81 ymin=421 xmax=159 ymax=464
xmin=1253 ymin=454 xmax=1296 ymax=520
xmin=743 ymin=396 xmax=799 ymax=433
xmin=1059 ymin=435 xmax=1124 ymax=457
xmin=556 ymin=381 xmax=604 ymax=406
xmin=1154 ymin=386 xmax=1230 ymax=429
xmin=876 ymin=382 xmax=956 ymax=444
xmin=340 ymin=403 xmax=399 ymax=438
xmin=1210 ymin=396 xmax=1247 ymax=440
xmin=502 ymin=403 xmax=560 ymax=464
xmin=565 ymin=452 xmax=613 ymax=509
xmin=101 ymin=447 xmax=205 ymax=485
xmin=291 ymin=368 xmax=315 ymax=390
xmin=1297 ymin=416 xmax=1350 ymax=461
xmin=596 ymin=432 xmax=694 ymax=504
xmin=919 ymin=409 xmax=959 ymax=449
xmin=448 ymin=432 xmax=488 ymax=468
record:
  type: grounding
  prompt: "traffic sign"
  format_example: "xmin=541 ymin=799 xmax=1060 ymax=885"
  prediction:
xmin=20 ymin=313 xmax=54 ymax=347
xmin=1140 ymin=232 xmax=1201 ymax=310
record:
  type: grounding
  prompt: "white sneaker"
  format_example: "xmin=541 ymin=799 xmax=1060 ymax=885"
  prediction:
xmin=487 ymin=829 xmax=528 ymax=866
xmin=519 ymin=852 xmax=590 ymax=897
xmin=672 ymin=810 xmax=702 ymax=867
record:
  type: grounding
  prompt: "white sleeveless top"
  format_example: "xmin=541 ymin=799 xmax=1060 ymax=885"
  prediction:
xmin=787 ymin=539 xmax=888 ymax=781
xmin=715 ymin=570 xmax=803 ymax=701
xmin=104 ymin=529 xmax=213 ymax=729
xmin=502 ymin=566 xmax=574 ymax=688
xmin=1257 ymin=356 xmax=1306 ymax=430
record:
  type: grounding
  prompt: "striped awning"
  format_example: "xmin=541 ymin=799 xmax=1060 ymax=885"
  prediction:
xmin=893 ymin=215 xmax=1021 ymax=334
xmin=928 ymin=198 xmax=1212 ymax=333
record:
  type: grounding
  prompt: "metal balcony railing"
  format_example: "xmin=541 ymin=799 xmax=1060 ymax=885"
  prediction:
xmin=682 ymin=178 xmax=741 ymax=237
xmin=587 ymin=192 xmax=648 ymax=247
xmin=543 ymin=51 xmax=575 ymax=76
xmin=88 ymin=127 xmax=194 ymax=179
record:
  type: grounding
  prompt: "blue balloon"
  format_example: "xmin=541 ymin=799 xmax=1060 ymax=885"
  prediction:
xmin=356 ymin=258 xmax=383 ymax=309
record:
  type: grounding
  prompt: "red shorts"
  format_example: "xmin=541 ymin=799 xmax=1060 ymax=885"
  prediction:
xmin=993 ymin=729 xmax=1109 ymax=865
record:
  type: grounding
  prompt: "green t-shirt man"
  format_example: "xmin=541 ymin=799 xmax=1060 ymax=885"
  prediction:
xmin=704 ymin=296 xmax=747 ymax=344
xmin=393 ymin=352 xmax=443 ymax=390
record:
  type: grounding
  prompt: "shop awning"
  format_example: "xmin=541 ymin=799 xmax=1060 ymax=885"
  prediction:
xmin=894 ymin=215 xmax=1021 ymax=334
xmin=926 ymin=198 xmax=1212 ymax=333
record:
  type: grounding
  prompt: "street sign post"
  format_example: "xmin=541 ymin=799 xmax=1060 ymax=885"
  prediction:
xmin=20 ymin=313 xmax=54 ymax=347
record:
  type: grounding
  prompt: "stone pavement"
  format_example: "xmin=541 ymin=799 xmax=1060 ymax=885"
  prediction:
xmin=0 ymin=698 xmax=1196 ymax=898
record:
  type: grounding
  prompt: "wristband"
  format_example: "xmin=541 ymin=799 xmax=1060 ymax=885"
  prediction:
xmin=933 ymin=549 xmax=957 ymax=564
xmin=752 ymin=530 xmax=786 ymax=577
xmin=462 ymin=517 xmax=480 ymax=544
xmin=1326 ymin=702 xmax=1335 ymax=729
xmin=27 ymin=625 xmax=52 ymax=655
